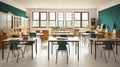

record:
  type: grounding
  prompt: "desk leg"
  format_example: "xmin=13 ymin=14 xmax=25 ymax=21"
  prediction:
xmin=73 ymin=42 xmax=75 ymax=55
xmin=91 ymin=40 xmax=92 ymax=54
xmin=48 ymin=41 xmax=50 ymax=61
xmin=95 ymin=42 xmax=96 ymax=60
xmin=78 ymin=41 xmax=79 ymax=61
xmin=51 ymin=42 xmax=53 ymax=55
xmin=116 ymin=44 xmax=118 ymax=55
xmin=83 ymin=35 xmax=86 ymax=46
xmin=36 ymin=39 xmax=37 ymax=54
xmin=2 ymin=41 xmax=4 ymax=60
xmin=75 ymin=42 xmax=77 ymax=55
xmin=32 ymin=45 xmax=33 ymax=59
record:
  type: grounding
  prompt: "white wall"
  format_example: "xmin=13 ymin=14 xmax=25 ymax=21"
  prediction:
xmin=0 ymin=0 xmax=26 ymax=11
xmin=98 ymin=0 xmax=120 ymax=11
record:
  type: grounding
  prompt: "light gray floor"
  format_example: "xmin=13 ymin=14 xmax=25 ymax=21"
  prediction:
xmin=0 ymin=37 xmax=120 ymax=67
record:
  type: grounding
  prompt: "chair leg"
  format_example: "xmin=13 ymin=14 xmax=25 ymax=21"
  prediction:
xmin=20 ymin=49 xmax=24 ymax=57
xmin=16 ymin=50 xmax=20 ymax=63
xmin=108 ymin=50 xmax=110 ymax=58
xmin=112 ymin=50 xmax=117 ymax=63
xmin=24 ymin=45 xmax=27 ymax=54
xmin=67 ymin=44 xmax=70 ymax=54
xmin=75 ymin=44 xmax=77 ymax=55
xmin=56 ymin=51 xmax=58 ymax=64
xmin=6 ymin=51 xmax=11 ymax=63
xmin=66 ymin=51 xmax=68 ymax=64
xmin=12 ymin=50 xmax=14 ymax=54
xmin=100 ymin=49 xmax=104 ymax=58
xmin=104 ymin=50 xmax=107 ymax=63
xmin=13 ymin=50 xmax=16 ymax=57
xmin=69 ymin=45 xmax=70 ymax=53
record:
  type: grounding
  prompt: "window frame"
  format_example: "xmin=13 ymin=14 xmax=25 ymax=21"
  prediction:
xmin=74 ymin=12 xmax=89 ymax=28
xmin=32 ymin=12 xmax=40 ymax=28
xmin=32 ymin=11 xmax=89 ymax=28
xmin=57 ymin=12 xmax=64 ymax=27
xmin=81 ymin=12 xmax=89 ymax=27
xmin=74 ymin=12 xmax=81 ymax=27
xmin=39 ymin=12 xmax=47 ymax=28
xmin=49 ymin=12 xmax=56 ymax=27
xmin=65 ymin=12 xmax=73 ymax=28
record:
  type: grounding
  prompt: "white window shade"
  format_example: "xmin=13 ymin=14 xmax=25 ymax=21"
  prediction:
xmin=75 ymin=13 xmax=80 ymax=20
xmin=82 ymin=13 xmax=88 ymax=20
xmin=33 ymin=12 xmax=39 ymax=20
xmin=41 ymin=13 xmax=47 ymax=20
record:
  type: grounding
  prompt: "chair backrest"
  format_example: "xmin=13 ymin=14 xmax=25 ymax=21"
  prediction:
xmin=103 ymin=41 xmax=114 ymax=50
xmin=29 ymin=32 xmax=36 ymax=38
xmin=42 ymin=30 xmax=49 ymax=40
xmin=8 ymin=40 xmax=20 ymax=50
xmin=85 ymin=31 xmax=91 ymax=33
xmin=36 ymin=30 xmax=40 ymax=33
xmin=100 ymin=24 xmax=104 ymax=31
xmin=25 ymin=41 xmax=35 ymax=45
xmin=90 ymin=32 xmax=97 ymax=38
xmin=57 ymin=41 xmax=67 ymax=50
xmin=60 ymin=35 xmax=68 ymax=37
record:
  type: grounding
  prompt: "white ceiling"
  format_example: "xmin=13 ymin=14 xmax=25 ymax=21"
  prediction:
xmin=11 ymin=0 xmax=114 ymax=9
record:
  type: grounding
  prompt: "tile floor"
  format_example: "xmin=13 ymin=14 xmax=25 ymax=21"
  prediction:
xmin=0 ymin=37 xmax=120 ymax=67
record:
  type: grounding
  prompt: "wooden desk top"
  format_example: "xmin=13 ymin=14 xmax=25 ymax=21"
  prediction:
xmin=2 ymin=37 xmax=36 ymax=42
xmin=48 ymin=36 xmax=79 ymax=41
xmin=90 ymin=37 xmax=120 ymax=42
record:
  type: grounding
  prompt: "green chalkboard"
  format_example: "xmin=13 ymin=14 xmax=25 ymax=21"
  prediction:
xmin=98 ymin=4 xmax=120 ymax=32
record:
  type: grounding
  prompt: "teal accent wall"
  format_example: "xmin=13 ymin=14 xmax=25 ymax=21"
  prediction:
xmin=0 ymin=2 xmax=26 ymax=17
xmin=98 ymin=4 xmax=120 ymax=32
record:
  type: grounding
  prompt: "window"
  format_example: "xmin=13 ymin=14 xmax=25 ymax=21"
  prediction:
xmin=65 ymin=12 xmax=72 ymax=27
xmin=7 ymin=14 xmax=12 ymax=29
xmin=40 ymin=12 xmax=47 ymax=27
xmin=32 ymin=11 xmax=89 ymax=28
xmin=33 ymin=12 xmax=39 ymax=20
xmin=49 ymin=12 xmax=56 ymax=27
xmin=58 ymin=12 xmax=64 ymax=27
xmin=32 ymin=12 xmax=47 ymax=27
xmin=74 ymin=12 xmax=81 ymax=27
xmin=32 ymin=12 xmax=39 ymax=27
xmin=74 ymin=12 xmax=89 ymax=27
xmin=21 ymin=17 xmax=24 ymax=28
xmin=82 ymin=12 xmax=89 ymax=27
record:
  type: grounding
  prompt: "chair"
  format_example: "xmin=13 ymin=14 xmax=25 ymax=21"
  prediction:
xmin=96 ymin=24 xmax=105 ymax=32
xmin=90 ymin=32 xmax=97 ymax=38
xmin=23 ymin=32 xmax=36 ymax=54
xmin=60 ymin=35 xmax=68 ymax=37
xmin=100 ymin=41 xmax=117 ymax=63
xmin=29 ymin=32 xmax=36 ymax=38
xmin=85 ymin=31 xmax=91 ymax=33
xmin=90 ymin=32 xmax=98 ymax=48
xmin=59 ymin=35 xmax=70 ymax=53
xmin=36 ymin=30 xmax=40 ymax=33
xmin=82 ymin=32 xmax=96 ymax=46
xmin=56 ymin=41 xmax=68 ymax=64
xmin=83 ymin=31 xmax=91 ymax=46
xmin=74 ymin=29 xmax=79 ymax=36
xmin=41 ymin=30 xmax=49 ymax=41
xmin=6 ymin=40 xmax=24 ymax=63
